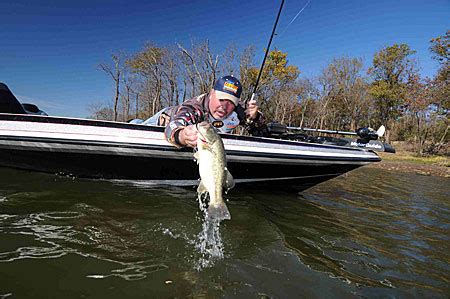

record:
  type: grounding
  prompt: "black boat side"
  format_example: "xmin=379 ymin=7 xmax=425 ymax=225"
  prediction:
xmin=0 ymin=113 xmax=379 ymax=190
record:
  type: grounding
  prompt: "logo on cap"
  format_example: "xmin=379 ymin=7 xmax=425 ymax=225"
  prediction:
xmin=223 ymin=82 xmax=239 ymax=95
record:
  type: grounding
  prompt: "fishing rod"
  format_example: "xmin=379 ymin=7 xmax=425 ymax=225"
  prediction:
xmin=246 ymin=2 xmax=387 ymax=144
xmin=246 ymin=0 xmax=285 ymax=106
xmin=287 ymin=126 xmax=358 ymax=136
xmin=286 ymin=125 xmax=386 ymax=140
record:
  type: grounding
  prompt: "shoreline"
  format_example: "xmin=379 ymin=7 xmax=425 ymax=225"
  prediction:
xmin=368 ymin=152 xmax=449 ymax=178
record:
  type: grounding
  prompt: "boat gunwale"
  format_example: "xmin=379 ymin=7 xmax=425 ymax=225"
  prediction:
xmin=0 ymin=134 xmax=380 ymax=163
xmin=0 ymin=113 xmax=380 ymax=154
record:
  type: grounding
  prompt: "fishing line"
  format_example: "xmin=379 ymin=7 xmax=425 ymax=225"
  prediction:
xmin=277 ymin=0 xmax=311 ymax=38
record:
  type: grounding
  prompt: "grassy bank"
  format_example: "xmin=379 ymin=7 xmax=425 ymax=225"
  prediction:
xmin=379 ymin=151 xmax=449 ymax=167
xmin=369 ymin=150 xmax=449 ymax=178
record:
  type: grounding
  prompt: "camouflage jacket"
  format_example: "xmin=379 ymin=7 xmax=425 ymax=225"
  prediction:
xmin=158 ymin=93 xmax=266 ymax=147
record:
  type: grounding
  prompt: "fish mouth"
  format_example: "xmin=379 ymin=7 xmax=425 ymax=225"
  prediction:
xmin=196 ymin=122 xmax=208 ymax=144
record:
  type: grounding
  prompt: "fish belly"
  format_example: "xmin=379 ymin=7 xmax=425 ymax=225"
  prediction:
xmin=198 ymin=150 xmax=222 ymax=202
xmin=198 ymin=148 xmax=229 ymax=220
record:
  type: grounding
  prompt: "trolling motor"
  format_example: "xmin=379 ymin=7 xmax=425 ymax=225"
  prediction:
xmin=266 ymin=122 xmax=288 ymax=136
xmin=265 ymin=122 xmax=395 ymax=153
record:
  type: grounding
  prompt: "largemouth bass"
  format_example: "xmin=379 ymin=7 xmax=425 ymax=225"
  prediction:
xmin=194 ymin=121 xmax=234 ymax=220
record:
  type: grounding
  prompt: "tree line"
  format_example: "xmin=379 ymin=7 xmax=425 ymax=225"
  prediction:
xmin=92 ymin=31 xmax=449 ymax=156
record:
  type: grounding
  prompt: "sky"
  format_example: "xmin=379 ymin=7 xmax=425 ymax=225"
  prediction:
xmin=1 ymin=0 xmax=448 ymax=117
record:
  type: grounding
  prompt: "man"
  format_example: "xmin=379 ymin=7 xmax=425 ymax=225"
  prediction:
xmin=154 ymin=75 xmax=265 ymax=148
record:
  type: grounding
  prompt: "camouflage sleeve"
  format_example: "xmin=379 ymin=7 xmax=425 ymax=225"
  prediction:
xmin=164 ymin=96 xmax=205 ymax=147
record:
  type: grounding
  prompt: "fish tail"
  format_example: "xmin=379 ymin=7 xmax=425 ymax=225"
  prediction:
xmin=207 ymin=203 xmax=231 ymax=220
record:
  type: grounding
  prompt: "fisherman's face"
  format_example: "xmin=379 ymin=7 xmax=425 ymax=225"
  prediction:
xmin=209 ymin=90 xmax=236 ymax=120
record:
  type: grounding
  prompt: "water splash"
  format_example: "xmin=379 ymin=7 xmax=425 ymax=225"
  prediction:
xmin=192 ymin=192 xmax=227 ymax=270
xmin=194 ymin=217 xmax=224 ymax=271
xmin=154 ymin=192 xmax=227 ymax=271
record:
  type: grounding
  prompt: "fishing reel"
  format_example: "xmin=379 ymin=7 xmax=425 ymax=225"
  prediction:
xmin=266 ymin=122 xmax=287 ymax=136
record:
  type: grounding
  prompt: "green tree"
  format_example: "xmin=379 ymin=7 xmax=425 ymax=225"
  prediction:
xmin=319 ymin=57 xmax=369 ymax=131
xmin=296 ymin=78 xmax=322 ymax=128
xmin=368 ymin=44 xmax=417 ymax=141
xmin=428 ymin=30 xmax=449 ymax=154
xmin=403 ymin=74 xmax=432 ymax=154
xmin=430 ymin=30 xmax=449 ymax=66
xmin=244 ymin=49 xmax=300 ymax=122
xmin=429 ymin=30 xmax=449 ymax=111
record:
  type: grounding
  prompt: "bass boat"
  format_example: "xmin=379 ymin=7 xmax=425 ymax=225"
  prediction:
xmin=0 ymin=83 xmax=394 ymax=191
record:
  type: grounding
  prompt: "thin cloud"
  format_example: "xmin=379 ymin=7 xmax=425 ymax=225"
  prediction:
xmin=16 ymin=94 xmax=64 ymax=111
xmin=15 ymin=94 xmax=68 ymax=115
xmin=15 ymin=94 xmax=89 ymax=117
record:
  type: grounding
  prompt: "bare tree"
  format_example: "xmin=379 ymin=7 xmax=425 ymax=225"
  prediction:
xmin=127 ymin=44 xmax=165 ymax=116
xmin=239 ymin=45 xmax=256 ymax=102
xmin=120 ymin=72 xmax=137 ymax=121
xmin=178 ymin=40 xmax=219 ymax=98
xmin=161 ymin=46 xmax=180 ymax=107
xmin=98 ymin=52 xmax=126 ymax=121
xmin=220 ymin=43 xmax=239 ymax=76
xmin=87 ymin=101 xmax=113 ymax=120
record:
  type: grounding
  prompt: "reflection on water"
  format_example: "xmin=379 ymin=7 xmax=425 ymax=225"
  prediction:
xmin=0 ymin=167 xmax=449 ymax=298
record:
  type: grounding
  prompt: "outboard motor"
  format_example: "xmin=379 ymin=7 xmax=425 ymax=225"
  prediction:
xmin=0 ymin=83 xmax=27 ymax=114
xmin=0 ymin=83 xmax=47 ymax=115
xmin=22 ymin=103 xmax=47 ymax=116
xmin=356 ymin=127 xmax=380 ymax=141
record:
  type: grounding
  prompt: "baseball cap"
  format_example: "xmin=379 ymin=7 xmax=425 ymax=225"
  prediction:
xmin=213 ymin=76 xmax=242 ymax=106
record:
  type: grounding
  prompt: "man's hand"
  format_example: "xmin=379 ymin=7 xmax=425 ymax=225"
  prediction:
xmin=178 ymin=124 xmax=198 ymax=148
xmin=246 ymin=99 xmax=259 ymax=120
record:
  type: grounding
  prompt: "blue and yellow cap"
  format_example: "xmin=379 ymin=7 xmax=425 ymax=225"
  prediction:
xmin=213 ymin=75 xmax=242 ymax=106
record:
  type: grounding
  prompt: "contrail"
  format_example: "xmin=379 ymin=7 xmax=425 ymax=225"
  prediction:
xmin=277 ymin=0 xmax=311 ymax=37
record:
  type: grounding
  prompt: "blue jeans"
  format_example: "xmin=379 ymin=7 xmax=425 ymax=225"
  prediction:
xmin=129 ymin=108 xmax=167 ymax=126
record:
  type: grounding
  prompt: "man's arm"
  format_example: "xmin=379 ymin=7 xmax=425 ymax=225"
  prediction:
xmin=236 ymin=100 xmax=267 ymax=136
xmin=164 ymin=95 xmax=205 ymax=148
xmin=175 ymin=124 xmax=198 ymax=148
xmin=246 ymin=99 xmax=260 ymax=120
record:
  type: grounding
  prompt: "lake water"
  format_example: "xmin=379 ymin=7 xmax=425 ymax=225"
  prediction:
xmin=0 ymin=166 xmax=449 ymax=298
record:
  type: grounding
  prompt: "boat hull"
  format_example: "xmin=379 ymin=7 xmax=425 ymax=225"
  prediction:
xmin=0 ymin=114 xmax=379 ymax=190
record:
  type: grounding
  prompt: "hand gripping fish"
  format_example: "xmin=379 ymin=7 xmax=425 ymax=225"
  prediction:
xmin=194 ymin=122 xmax=234 ymax=220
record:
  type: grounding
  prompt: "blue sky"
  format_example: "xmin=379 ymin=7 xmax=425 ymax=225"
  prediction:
xmin=1 ymin=0 xmax=448 ymax=117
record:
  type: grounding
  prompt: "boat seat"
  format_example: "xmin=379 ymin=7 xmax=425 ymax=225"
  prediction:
xmin=0 ymin=83 xmax=27 ymax=114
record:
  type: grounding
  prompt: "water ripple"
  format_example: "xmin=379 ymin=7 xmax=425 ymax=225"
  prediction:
xmin=0 ymin=167 xmax=449 ymax=297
